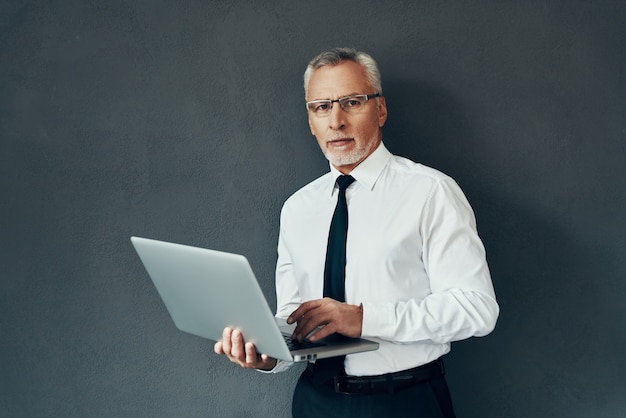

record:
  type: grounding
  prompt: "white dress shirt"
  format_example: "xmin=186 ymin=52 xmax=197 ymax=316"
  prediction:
xmin=273 ymin=143 xmax=499 ymax=376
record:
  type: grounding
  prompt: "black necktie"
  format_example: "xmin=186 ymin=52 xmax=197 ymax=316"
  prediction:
xmin=313 ymin=175 xmax=355 ymax=383
xmin=323 ymin=175 xmax=355 ymax=302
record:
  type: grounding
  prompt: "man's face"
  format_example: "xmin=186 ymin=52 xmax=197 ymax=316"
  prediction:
xmin=307 ymin=60 xmax=388 ymax=174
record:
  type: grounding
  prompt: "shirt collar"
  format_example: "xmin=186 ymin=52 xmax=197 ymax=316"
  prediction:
xmin=327 ymin=142 xmax=392 ymax=194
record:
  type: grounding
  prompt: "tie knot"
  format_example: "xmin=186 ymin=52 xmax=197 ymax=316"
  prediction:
xmin=336 ymin=175 xmax=355 ymax=191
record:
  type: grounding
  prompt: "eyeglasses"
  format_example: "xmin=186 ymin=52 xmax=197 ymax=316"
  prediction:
xmin=306 ymin=93 xmax=381 ymax=117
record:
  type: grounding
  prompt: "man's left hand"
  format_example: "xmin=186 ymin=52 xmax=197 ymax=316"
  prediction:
xmin=287 ymin=298 xmax=363 ymax=342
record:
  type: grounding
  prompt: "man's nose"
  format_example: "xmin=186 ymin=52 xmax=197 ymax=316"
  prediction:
xmin=328 ymin=103 xmax=347 ymax=130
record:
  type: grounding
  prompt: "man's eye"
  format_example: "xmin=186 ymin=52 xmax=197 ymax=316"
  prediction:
xmin=344 ymin=99 xmax=362 ymax=108
xmin=315 ymin=103 xmax=330 ymax=111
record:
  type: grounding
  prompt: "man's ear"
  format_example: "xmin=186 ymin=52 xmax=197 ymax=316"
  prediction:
xmin=378 ymin=97 xmax=388 ymax=128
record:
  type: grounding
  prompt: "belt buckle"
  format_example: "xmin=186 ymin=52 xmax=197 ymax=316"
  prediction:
xmin=334 ymin=376 xmax=372 ymax=395
xmin=333 ymin=376 xmax=351 ymax=394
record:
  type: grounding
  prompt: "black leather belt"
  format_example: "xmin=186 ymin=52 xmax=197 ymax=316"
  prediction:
xmin=308 ymin=358 xmax=445 ymax=395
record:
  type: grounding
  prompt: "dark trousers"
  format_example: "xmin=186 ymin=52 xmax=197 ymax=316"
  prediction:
xmin=292 ymin=367 xmax=456 ymax=418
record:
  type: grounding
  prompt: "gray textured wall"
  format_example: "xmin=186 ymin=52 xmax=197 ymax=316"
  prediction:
xmin=1 ymin=1 xmax=625 ymax=417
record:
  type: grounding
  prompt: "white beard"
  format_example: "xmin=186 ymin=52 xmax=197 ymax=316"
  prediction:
xmin=321 ymin=138 xmax=377 ymax=168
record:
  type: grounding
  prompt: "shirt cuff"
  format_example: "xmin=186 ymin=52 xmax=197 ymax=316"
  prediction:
xmin=255 ymin=359 xmax=294 ymax=374
xmin=361 ymin=302 xmax=395 ymax=339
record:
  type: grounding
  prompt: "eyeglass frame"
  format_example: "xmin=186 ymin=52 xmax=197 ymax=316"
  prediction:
xmin=305 ymin=92 xmax=382 ymax=116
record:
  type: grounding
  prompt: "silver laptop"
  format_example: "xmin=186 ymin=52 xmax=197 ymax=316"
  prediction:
xmin=130 ymin=236 xmax=379 ymax=362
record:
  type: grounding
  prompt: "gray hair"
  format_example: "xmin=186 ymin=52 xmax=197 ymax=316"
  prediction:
xmin=303 ymin=47 xmax=383 ymax=99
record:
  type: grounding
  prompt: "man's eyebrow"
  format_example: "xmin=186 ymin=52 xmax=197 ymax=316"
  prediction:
xmin=308 ymin=92 xmax=362 ymax=101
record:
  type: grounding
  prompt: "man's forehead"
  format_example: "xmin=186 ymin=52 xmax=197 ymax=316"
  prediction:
xmin=307 ymin=61 xmax=371 ymax=100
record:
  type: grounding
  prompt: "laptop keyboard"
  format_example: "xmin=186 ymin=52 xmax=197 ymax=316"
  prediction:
xmin=283 ymin=335 xmax=325 ymax=351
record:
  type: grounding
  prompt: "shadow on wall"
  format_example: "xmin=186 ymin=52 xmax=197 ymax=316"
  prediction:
xmin=449 ymin=191 xmax=624 ymax=417
xmin=381 ymin=77 xmax=626 ymax=417
xmin=381 ymin=77 xmax=478 ymax=181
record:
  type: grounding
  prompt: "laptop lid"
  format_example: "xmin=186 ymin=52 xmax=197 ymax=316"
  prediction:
xmin=130 ymin=236 xmax=378 ymax=362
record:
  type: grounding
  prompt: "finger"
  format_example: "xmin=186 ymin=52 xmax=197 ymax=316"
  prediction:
xmin=244 ymin=343 xmax=276 ymax=370
xmin=231 ymin=329 xmax=245 ymax=360
xmin=294 ymin=298 xmax=355 ymax=341
xmin=287 ymin=299 xmax=322 ymax=324
xmin=287 ymin=304 xmax=309 ymax=324
xmin=291 ymin=311 xmax=313 ymax=340
xmin=297 ymin=319 xmax=332 ymax=342
xmin=293 ymin=319 xmax=315 ymax=340
xmin=307 ymin=322 xmax=335 ymax=342
xmin=222 ymin=327 xmax=233 ymax=354
xmin=214 ymin=340 xmax=224 ymax=355
xmin=245 ymin=342 xmax=258 ymax=365
xmin=293 ymin=310 xmax=331 ymax=341
xmin=259 ymin=353 xmax=278 ymax=371
xmin=290 ymin=300 xmax=326 ymax=329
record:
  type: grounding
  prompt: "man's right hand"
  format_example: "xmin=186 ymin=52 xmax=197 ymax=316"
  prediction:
xmin=213 ymin=327 xmax=277 ymax=371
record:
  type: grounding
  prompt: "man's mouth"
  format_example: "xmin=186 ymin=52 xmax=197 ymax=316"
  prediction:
xmin=327 ymin=137 xmax=354 ymax=147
